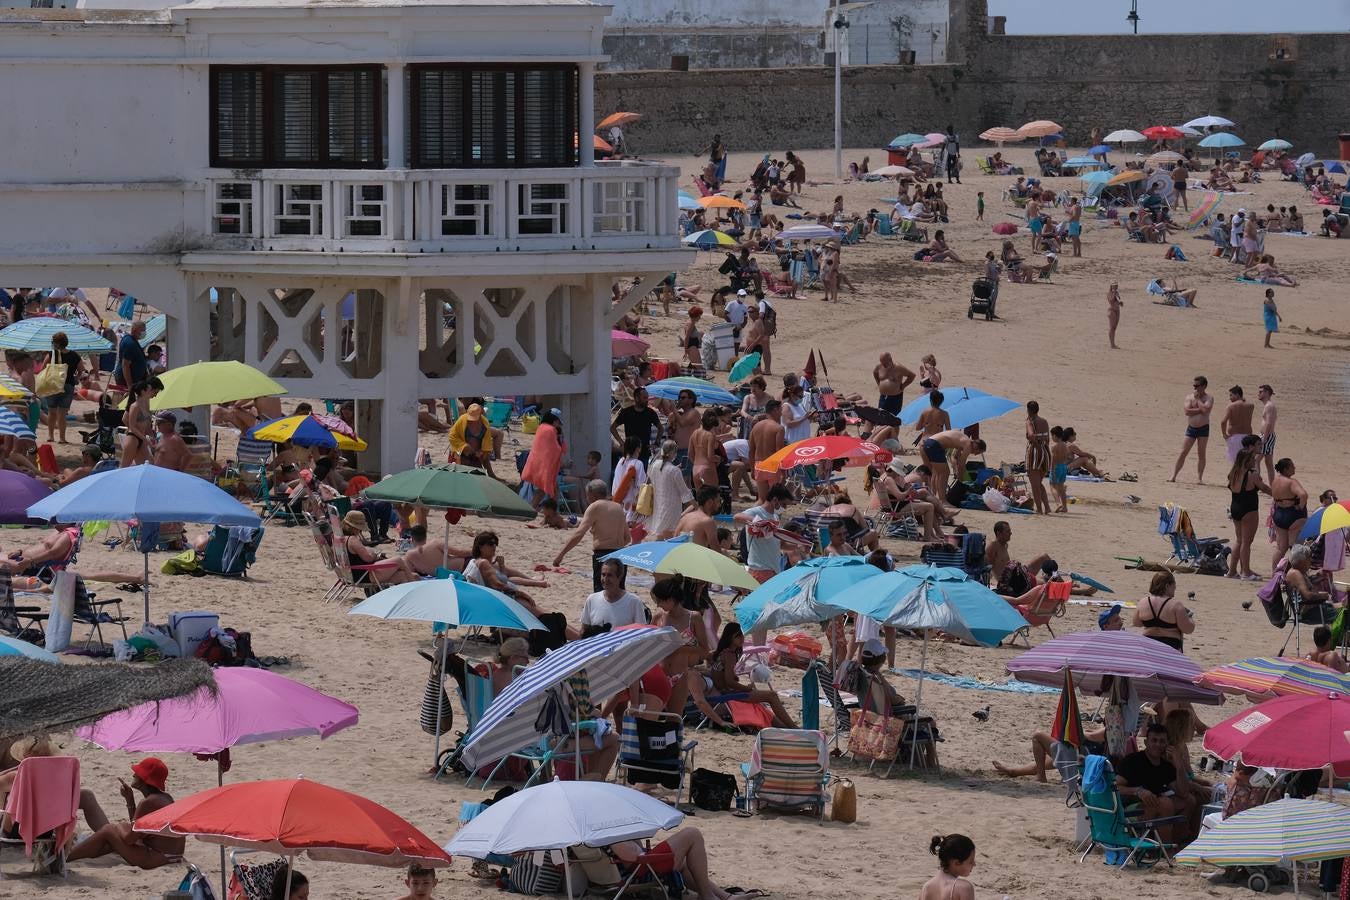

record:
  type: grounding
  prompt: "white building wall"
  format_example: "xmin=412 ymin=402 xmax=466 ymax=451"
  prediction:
xmin=844 ymin=0 xmax=950 ymax=65
xmin=606 ymin=0 xmax=821 ymax=27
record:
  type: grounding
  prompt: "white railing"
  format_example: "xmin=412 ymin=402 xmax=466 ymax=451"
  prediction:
xmin=204 ymin=160 xmax=679 ymax=251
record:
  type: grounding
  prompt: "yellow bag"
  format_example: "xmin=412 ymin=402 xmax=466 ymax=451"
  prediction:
xmin=521 ymin=413 xmax=540 ymax=435
xmin=634 ymin=481 xmax=654 ymax=517
xmin=830 ymin=778 xmax=857 ymax=823
xmin=34 ymin=363 xmax=67 ymax=398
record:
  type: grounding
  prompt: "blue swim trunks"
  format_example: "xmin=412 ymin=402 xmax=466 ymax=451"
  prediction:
xmin=1049 ymin=462 xmax=1068 ymax=485
xmin=1068 ymin=221 xmax=1081 ymax=237
xmin=1029 ymin=218 xmax=1044 ymax=234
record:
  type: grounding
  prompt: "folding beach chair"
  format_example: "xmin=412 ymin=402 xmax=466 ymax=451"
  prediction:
xmin=812 ymin=659 xmax=855 ymax=752
xmin=322 ymin=507 xmax=398 ymax=603
xmin=1013 ymin=578 xmax=1072 ymax=644
xmin=233 ymin=437 xmax=273 ymax=501
xmin=0 ymin=756 xmax=80 ymax=878
xmin=616 ymin=711 xmax=698 ymax=807
xmin=800 ymin=251 xmax=822 ymax=289
xmin=1078 ymin=758 xmax=1183 ymax=868
xmin=839 ymin=222 xmax=862 ymax=245
xmin=437 ymin=667 xmax=494 ymax=782
xmin=199 ymin=525 xmax=264 ymax=577
xmin=740 ymin=727 xmax=830 ymax=819
xmin=1157 ymin=504 xmax=1230 ymax=569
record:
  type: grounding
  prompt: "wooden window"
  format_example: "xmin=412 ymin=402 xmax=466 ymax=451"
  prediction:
xmin=210 ymin=66 xmax=383 ymax=168
xmin=410 ymin=64 xmax=577 ymax=169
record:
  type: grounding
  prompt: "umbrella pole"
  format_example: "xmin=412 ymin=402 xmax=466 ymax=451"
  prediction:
xmin=564 ymin=852 xmax=574 ymax=900
xmin=909 ymin=632 xmax=929 ymax=768
xmin=217 ymin=764 xmax=227 ymax=900
xmin=443 ymin=516 xmax=450 ymax=572
xmin=142 ymin=551 xmax=150 ymax=625
xmin=433 ymin=634 xmax=449 ymax=776
xmin=283 ymin=855 xmax=294 ymax=898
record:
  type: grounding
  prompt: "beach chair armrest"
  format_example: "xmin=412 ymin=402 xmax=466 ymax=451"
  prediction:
xmin=682 ymin=739 xmax=699 ymax=752
xmin=351 ymin=559 xmax=401 ymax=572
xmin=1125 ymin=813 xmax=1186 ymax=830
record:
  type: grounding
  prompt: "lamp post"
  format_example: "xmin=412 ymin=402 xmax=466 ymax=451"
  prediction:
xmin=1127 ymin=0 xmax=1139 ymax=34
xmin=833 ymin=13 xmax=848 ymax=179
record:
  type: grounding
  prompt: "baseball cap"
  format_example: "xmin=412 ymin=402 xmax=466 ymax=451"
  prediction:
xmin=1097 ymin=603 xmax=1123 ymax=630
xmin=736 ymin=289 xmax=748 ymax=296
xmin=131 ymin=757 xmax=169 ymax=791
xmin=153 ymin=411 xmax=177 ymax=424
xmin=862 ymin=638 xmax=886 ymax=658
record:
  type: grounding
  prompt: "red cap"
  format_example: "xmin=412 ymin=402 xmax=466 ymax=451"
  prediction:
xmin=131 ymin=757 xmax=168 ymax=792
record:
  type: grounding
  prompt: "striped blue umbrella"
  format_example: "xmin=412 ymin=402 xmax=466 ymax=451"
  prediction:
xmin=1061 ymin=156 xmax=1105 ymax=169
xmin=456 ymin=626 xmax=684 ymax=771
xmin=0 ymin=317 xmax=111 ymax=353
xmin=0 ymin=635 xmax=61 ymax=663
xmin=1177 ymin=798 xmax=1350 ymax=876
xmin=644 ymin=377 xmax=738 ymax=406
xmin=0 ymin=407 xmax=35 ymax=440
xmin=140 ymin=314 xmax=167 ymax=345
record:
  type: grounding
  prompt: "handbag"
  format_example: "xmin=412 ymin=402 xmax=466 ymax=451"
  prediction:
xmin=419 ymin=656 xmax=454 ymax=736
xmin=690 ymin=768 xmax=737 ymax=811
xmin=634 ymin=481 xmax=654 ymax=517
xmin=34 ymin=362 xmax=67 ymax=398
xmin=847 ymin=708 xmax=902 ymax=762
xmin=509 ymin=851 xmax=564 ymax=895
xmin=830 ymin=778 xmax=857 ymax=824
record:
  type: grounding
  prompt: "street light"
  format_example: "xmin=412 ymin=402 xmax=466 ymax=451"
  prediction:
xmin=830 ymin=1 xmax=872 ymax=180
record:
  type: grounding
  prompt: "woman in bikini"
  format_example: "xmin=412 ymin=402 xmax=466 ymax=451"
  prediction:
xmin=920 ymin=834 xmax=976 ymax=900
xmin=709 ymin=623 xmax=797 ymax=728
xmin=650 ymin=579 xmax=730 ymax=729
xmin=1106 ymin=282 xmax=1122 ymax=349
xmin=1024 ymin=400 xmax=1051 ymax=515
xmin=1226 ymin=440 xmax=1268 ymax=580
xmin=1131 ymin=571 xmax=1193 ymax=651
xmin=918 ymin=354 xmax=942 ymax=394
xmin=738 ymin=376 xmax=769 ymax=440
xmin=1269 ymin=457 xmax=1308 ymax=573
xmin=681 ymin=307 xmax=704 ymax=367
xmin=119 ymin=376 xmax=163 ymax=468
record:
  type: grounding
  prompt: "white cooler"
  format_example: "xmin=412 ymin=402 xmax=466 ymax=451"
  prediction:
xmin=708 ymin=322 xmax=737 ymax=369
xmin=168 ymin=611 xmax=220 ymax=659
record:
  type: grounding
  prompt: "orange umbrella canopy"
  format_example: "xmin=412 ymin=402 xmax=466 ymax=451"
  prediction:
xmin=597 ymin=111 xmax=641 ymax=130
xmin=1017 ymin=120 xmax=1063 ymax=138
xmin=755 ymin=436 xmax=892 ymax=473
xmin=698 ymin=195 xmax=746 ymax=210
xmin=594 ymin=135 xmax=613 ymax=153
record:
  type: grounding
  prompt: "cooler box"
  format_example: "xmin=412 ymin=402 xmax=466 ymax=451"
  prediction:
xmin=169 ymin=611 xmax=220 ymax=659
xmin=708 ymin=323 xmax=736 ymax=369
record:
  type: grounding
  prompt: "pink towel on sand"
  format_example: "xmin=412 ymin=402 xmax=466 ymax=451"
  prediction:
xmin=4 ymin=756 xmax=80 ymax=855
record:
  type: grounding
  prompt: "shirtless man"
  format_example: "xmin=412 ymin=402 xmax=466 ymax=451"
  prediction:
xmin=553 ymin=479 xmax=630 ymax=591
xmin=1025 ymin=193 xmax=1043 ymax=252
xmin=919 ymin=429 xmax=986 ymax=501
xmin=675 ymin=485 xmax=722 ymax=549
xmin=1169 ymin=375 xmax=1214 ymax=483
xmin=1257 ymin=384 xmax=1278 ymax=482
xmin=1307 ymin=626 xmax=1349 ymax=673
xmin=67 ymin=757 xmax=185 ymax=870
xmin=150 ymin=412 xmax=191 ymax=472
xmin=402 ymin=524 xmax=472 ymax=576
xmin=688 ymin=410 xmax=721 ymax=492
xmin=873 ymin=353 xmax=916 ymax=419
xmin=987 ymin=520 xmax=1051 ymax=596
xmin=747 ymin=400 xmax=786 ymax=503
xmin=742 ymin=306 xmax=770 ymax=375
xmin=667 ymin=390 xmax=701 ymax=475
xmin=1220 ymin=385 xmax=1255 ymax=464
xmin=59 ymin=446 xmax=103 ymax=486
xmin=1066 ymin=197 xmax=1083 ymax=257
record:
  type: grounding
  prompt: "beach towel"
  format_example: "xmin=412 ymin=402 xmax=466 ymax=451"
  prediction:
xmin=1236 ymin=275 xmax=1264 ymax=284
xmin=3 ymin=756 xmax=80 ymax=855
xmin=1082 ymin=754 xmax=1111 ymax=794
xmin=888 ymin=668 xmax=1059 ymax=695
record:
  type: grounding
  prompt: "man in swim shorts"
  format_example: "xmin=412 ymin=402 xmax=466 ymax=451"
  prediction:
xmin=1257 ymin=384 xmax=1278 ymax=481
xmin=1169 ymin=375 xmax=1214 ymax=483
xmin=1066 ymin=198 xmax=1082 ymax=257
xmin=873 ymin=352 xmax=915 ymax=416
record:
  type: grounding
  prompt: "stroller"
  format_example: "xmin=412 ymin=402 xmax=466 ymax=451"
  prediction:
xmin=968 ymin=278 xmax=996 ymax=320
xmin=78 ymin=394 xmax=123 ymax=456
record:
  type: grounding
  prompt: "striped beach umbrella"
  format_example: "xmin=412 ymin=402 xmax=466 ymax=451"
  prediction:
xmin=0 ymin=317 xmax=111 ymax=353
xmin=1049 ymin=667 xmax=1085 ymax=748
xmin=1006 ymin=630 xmax=1224 ymax=704
xmin=0 ymin=407 xmax=35 ymax=440
xmin=0 ymin=372 xmax=31 ymax=400
xmin=1177 ymin=799 xmax=1350 ymax=874
xmin=1197 ymin=656 xmax=1350 ymax=700
xmin=1185 ymin=192 xmax=1223 ymax=229
xmin=456 ymin=626 xmax=684 ymax=771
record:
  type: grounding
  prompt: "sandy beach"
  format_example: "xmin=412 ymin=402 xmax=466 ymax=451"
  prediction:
xmin=7 ymin=143 xmax=1349 ymax=900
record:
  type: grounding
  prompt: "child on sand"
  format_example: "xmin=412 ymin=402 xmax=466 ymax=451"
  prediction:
xmin=920 ymin=834 xmax=976 ymax=900
xmin=975 ymin=191 xmax=985 ymax=222
xmin=1048 ymin=426 xmax=1071 ymax=513
xmin=395 ymin=863 xmax=438 ymax=899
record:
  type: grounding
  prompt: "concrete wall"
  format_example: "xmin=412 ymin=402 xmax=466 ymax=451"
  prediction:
xmin=598 ymin=30 xmax=1350 ymax=157
xmin=844 ymin=0 xmax=948 ymax=66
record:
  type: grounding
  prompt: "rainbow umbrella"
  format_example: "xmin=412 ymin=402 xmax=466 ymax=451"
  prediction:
xmin=1049 ymin=667 xmax=1085 ymax=749
xmin=250 ymin=414 xmax=367 ymax=451
xmin=728 ymin=352 xmax=761 ymax=383
xmin=1196 ymin=657 xmax=1350 ymax=700
xmin=682 ymin=229 xmax=737 ymax=250
xmin=1313 ymin=500 xmax=1350 ymax=536
xmin=1185 ymin=192 xmax=1223 ymax=228
xmin=1177 ymin=799 xmax=1350 ymax=885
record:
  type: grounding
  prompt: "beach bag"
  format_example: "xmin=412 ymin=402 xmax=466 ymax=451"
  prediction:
xmin=634 ymin=481 xmax=654 ymax=517
xmin=1330 ymin=606 xmax=1346 ymax=647
xmin=981 ymin=487 xmax=1010 ymax=513
xmin=725 ymin=700 xmax=773 ymax=731
xmin=175 ymin=864 xmax=217 ymax=900
xmin=419 ymin=659 xmax=455 ymax=736
xmin=690 ymin=768 xmax=737 ymax=811
xmin=508 ymin=852 xmax=564 ymax=896
xmin=44 ymin=571 xmax=76 ymax=653
xmin=520 ymin=413 xmax=540 ymax=435
xmin=830 ymin=778 xmax=857 ymax=824
xmin=34 ymin=363 xmax=67 ymax=398
xmin=1257 ymin=571 xmax=1288 ymax=628
xmin=848 ymin=709 xmax=903 ymax=761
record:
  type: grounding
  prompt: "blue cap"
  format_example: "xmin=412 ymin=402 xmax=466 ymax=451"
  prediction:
xmin=1098 ymin=603 xmax=1123 ymax=630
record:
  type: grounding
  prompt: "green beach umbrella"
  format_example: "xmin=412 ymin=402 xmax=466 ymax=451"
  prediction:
xmin=729 ymin=352 xmax=761 ymax=383
xmin=365 ymin=464 xmax=535 ymax=520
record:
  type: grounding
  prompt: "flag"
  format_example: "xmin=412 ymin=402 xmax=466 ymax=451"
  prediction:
xmin=1049 ymin=667 xmax=1085 ymax=748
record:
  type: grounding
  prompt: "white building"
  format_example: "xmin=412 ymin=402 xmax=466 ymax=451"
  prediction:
xmin=0 ymin=0 xmax=686 ymax=474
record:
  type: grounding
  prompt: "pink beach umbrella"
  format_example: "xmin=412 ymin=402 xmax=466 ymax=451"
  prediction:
xmin=1203 ymin=692 xmax=1350 ymax=778
xmin=919 ymin=131 xmax=946 ymax=148
xmin=611 ymin=329 xmax=650 ymax=358
xmin=1006 ymin=630 xmax=1224 ymax=704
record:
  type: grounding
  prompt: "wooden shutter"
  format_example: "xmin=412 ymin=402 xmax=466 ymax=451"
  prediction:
xmin=211 ymin=68 xmax=264 ymax=166
xmin=411 ymin=68 xmax=465 ymax=168
xmin=327 ymin=68 xmax=381 ymax=166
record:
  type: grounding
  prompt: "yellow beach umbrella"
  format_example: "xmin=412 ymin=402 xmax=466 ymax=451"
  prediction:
xmin=126 ymin=360 xmax=286 ymax=412
xmin=252 ymin=415 xmax=368 ymax=451
xmin=1108 ymin=170 xmax=1146 ymax=185
xmin=0 ymin=373 xmax=31 ymax=400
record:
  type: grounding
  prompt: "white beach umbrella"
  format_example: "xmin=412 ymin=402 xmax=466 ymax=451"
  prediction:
xmin=1184 ymin=115 xmax=1236 ymax=130
xmin=1103 ymin=129 xmax=1147 ymax=144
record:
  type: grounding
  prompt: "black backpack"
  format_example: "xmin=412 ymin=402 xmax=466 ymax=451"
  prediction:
xmin=528 ymin=612 xmax=568 ymax=657
xmin=690 ymin=768 xmax=737 ymax=811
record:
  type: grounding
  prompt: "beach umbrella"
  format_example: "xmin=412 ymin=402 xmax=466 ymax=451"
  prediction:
xmin=870 ymin=164 xmax=915 ymax=177
xmin=602 ymin=536 xmax=758 ymax=589
xmin=1173 ymin=125 xmax=1203 ymax=138
xmin=918 ymin=132 xmax=946 ymax=149
xmin=0 ymin=372 xmax=31 ymax=400
xmin=1146 ymin=150 xmax=1185 ymax=166
xmin=1311 ymin=501 xmax=1350 ymax=536
xmin=1017 ymin=120 xmax=1062 ymax=138
xmin=1185 ymin=192 xmax=1223 ymax=229
xmin=1322 ymin=160 xmax=1348 ymax=174
xmin=1258 ymin=138 xmax=1293 ymax=152
xmin=644 ymin=376 xmax=737 ymax=406
xmin=139 ymin=314 xmax=168 ymax=345
xmin=0 ymin=407 xmax=34 ymax=441
xmin=1078 ymin=170 xmax=1116 ymax=185
xmin=1108 ymin=170 xmax=1146 ymax=185
xmin=0 ymin=318 xmax=111 ymax=354
xmin=362 ymin=464 xmax=536 ymax=528
xmin=1196 ymin=657 xmax=1349 ymax=701
xmin=26 ymin=464 xmax=260 ymax=623
xmin=1142 ymin=126 xmax=1185 ymax=142
xmin=1199 ymin=132 xmax=1245 ymax=149
xmin=1007 ymin=630 xmax=1224 ymax=704
xmin=979 ymin=127 xmax=1023 ymax=144
xmin=1050 ymin=667 xmax=1086 ymax=748
xmin=682 ymin=229 xmax=737 ymax=250
xmin=1204 ymin=692 xmax=1350 ymax=777
xmin=676 ymin=192 xmax=700 ymax=211
xmin=1103 ymin=129 xmax=1147 ymax=144
xmin=1061 ymin=156 xmax=1105 ymax=169
xmin=593 ymin=135 xmax=613 ymax=154
xmin=457 ymin=626 xmax=684 ymax=772
xmin=250 ymin=414 xmax=367 ymax=451
xmin=754 ymin=435 xmax=891 ymax=474
xmin=728 ymin=352 xmax=761 ymax=384
xmin=887 ymin=133 xmax=928 ymax=149
xmin=611 ymin=329 xmax=649 ymax=358
xmin=1184 ymin=115 xmax=1236 ymax=130
xmin=0 ymin=470 xmax=51 ymax=524
xmin=596 ymin=111 xmax=641 ymax=131
xmin=896 ymin=386 xmax=1018 ymax=431
xmin=778 ymin=224 xmax=840 ymax=241
xmin=1177 ymin=798 xmax=1350 ymax=888
xmin=1295 ymin=152 xmax=1317 ymax=167
xmin=129 ymin=360 xmax=286 ymax=412
xmin=697 ymin=195 xmax=745 ymax=211
xmin=735 ymin=555 xmax=880 ymax=632
xmin=1087 ymin=144 xmax=1112 ymax=156
xmin=0 ymin=635 xmax=61 ymax=663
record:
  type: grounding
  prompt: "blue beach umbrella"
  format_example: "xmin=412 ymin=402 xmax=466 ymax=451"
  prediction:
xmin=677 ymin=191 xmax=701 ymax=211
xmin=27 ymin=464 xmax=260 ymax=623
xmin=0 ymin=407 xmax=35 ymax=441
xmin=1199 ymin=132 xmax=1246 ymax=149
xmin=1321 ymin=160 xmax=1347 ymax=174
xmin=1061 ymin=156 xmax=1104 ymax=169
xmin=0 ymin=635 xmax=62 ymax=663
xmin=0 ymin=318 xmax=112 ymax=354
xmin=735 ymin=555 xmax=882 ymax=631
xmin=897 ymin=386 xmax=1020 ymax=430
xmin=644 ymin=376 xmax=738 ymax=407
xmin=681 ymin=229 xmax=737 ymax=250
xmin=1079 ymin=170 xmax=1116 ymax=184
xmin=1088 ymin=144 xmax=1112 ymax=155
xmin=887 ymin=133 xmax=928 ymax=149
xmin=1039 ymin=133 xmax=1064 ymax=146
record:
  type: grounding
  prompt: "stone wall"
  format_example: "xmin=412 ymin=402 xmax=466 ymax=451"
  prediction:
xmin=597 ymin=30 xmax=1350 ymax=157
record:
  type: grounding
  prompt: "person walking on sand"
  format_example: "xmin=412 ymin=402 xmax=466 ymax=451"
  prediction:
xmin=1048 ymin=426 xmax=1071 ymax=513
xmin=1169 ymin=375 xmax=1214 ymax=483
xmin=1106 ymin=281 xmax=1122 ymax=349
xmin=1025 ymin=193 xmax=1042 ymax=252
xmin=1066 ymin=197 xmax=1082 ymax=257
xmin=1024 ymin=401 xmax=1051 ymax=515
xmin=1257 ymin=384 xmax=1278 ymax=482
xmin=1262 ymin=288 xmax=1281 ymax=349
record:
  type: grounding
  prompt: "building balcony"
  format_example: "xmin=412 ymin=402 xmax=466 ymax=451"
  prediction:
xmin=204 ymin=160 xmax=682 ymax=254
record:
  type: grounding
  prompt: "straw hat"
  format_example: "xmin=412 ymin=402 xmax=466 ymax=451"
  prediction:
xmin=9 ymin=734 xmax=54 ymax=761
xmin=341 ymin=510 xmax=368 ymax=535
xmin=466 ymin=403 xmax=483 ymax=422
